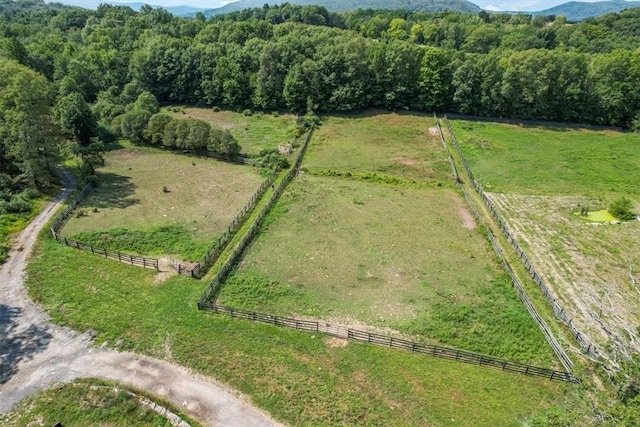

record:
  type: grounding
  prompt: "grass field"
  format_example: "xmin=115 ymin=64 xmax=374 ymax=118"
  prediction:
xmin=25 ymin=236 xmax=571 ymax=426
xmin=304 ymin=111 xmax=451 ymax=185
xmin=219 ymin=175 xmax=556 ymax=365
xmin=166 ymin=107 xmax=298 ymax=156
xmin=450 ymin=119 xmax=640 ymax=198
xmin=61 ymin=143 xmax=263 ymax=261
xmin=447 ymin=118 xmax=640 ymax=366
xmin=0 ymin=378 xmax=199 ymax=426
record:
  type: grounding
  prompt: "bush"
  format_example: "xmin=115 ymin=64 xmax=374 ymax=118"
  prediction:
xmin=212 ymin=106 xmax=221 ymax=112
xmin=242 ymin=109 xmax=253 ymax=117
xmin=609 ymin=197 xmax=636 ymax=220
xmin=6 ymin=197 xmax=31 ymax=214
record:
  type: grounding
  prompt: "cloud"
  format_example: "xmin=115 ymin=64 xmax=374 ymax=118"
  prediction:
xmin=484 ymin=5 xmax=502 ymax=11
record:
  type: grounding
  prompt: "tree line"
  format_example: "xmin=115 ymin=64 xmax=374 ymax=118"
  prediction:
xmin=2 ymin=0 xmax=640 ymax=210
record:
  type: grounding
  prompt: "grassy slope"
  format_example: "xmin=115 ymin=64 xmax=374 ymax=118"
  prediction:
xmin=220 ymin=175 xmax=556 ymax=365
xmin=305 ymin=111 xmax=451 ymax=184
xmin=61 ymin=144 xmax=262 ymax=260
xmin=166 ymin=108 xmax=298 ymax=156
xmin=450 ymin=119 xmax=640 ymax=198
xmin=26 ymin=237 xmax=569 ymax=426
xmin=1 ymin=378 xmax=200 ymax=427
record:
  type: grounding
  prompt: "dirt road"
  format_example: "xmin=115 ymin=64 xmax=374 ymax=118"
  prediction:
xmin=0 ymin=169 xmax=281 ymax=426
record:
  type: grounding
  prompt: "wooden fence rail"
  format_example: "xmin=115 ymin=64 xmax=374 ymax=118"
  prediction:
xmin=200 ymin=302 xmax=579 ymax=383
xmin=198 ymin=129 xmax=314 ymax=305
xmin=49 ymin=182 xmax=159 ymax=271
xmin=189 ymin=169 xmax=278 ymax=278
xmin=442 ymin=116 xmax=598 ymax=360
xmin=436 ymin=119 xmax=575 ymax=371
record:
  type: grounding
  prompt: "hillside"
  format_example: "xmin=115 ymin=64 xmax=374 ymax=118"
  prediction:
xmin=200 ymin=0 xmax=481 ymax=17
xmin=532 ymin=0 xmax=640 ymax=21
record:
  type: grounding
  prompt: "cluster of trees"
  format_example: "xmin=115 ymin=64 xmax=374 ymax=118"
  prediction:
xmin=3 ymin=0 xmax=640 ymax=206
xmin=2 ymin=2 xmax=640 ymax=130
xmin=143 ymin=113 xmax=240 ymax=155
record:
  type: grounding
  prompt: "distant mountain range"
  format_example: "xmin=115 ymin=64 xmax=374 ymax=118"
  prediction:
xmin=42 ymin=0 xmax=640 ymax=22
xmin=531 ymin=0 xmax=640 ymax=21
xmin=198 ymin=0 xmax=481 ymax=17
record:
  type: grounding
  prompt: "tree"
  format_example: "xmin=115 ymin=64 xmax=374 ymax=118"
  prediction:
xmin=0 ymin=58 xmax=60 ymax=191
xmin=146 ymin=113 xmax=173 ymax=145
xmin=119 ymin=109 xmax=152 ymax=144
xmin=609 ymin=197 xmax=636 ymax=220
xmin=54 ymin=92 xmax=97 ymax=144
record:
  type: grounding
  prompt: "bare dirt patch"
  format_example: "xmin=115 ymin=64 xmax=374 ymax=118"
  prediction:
xmin=392 ymin=157 xmax=419 ymax=166
xmin=458 ymin=207 xmax=476 ymax=230
xmin=324 ymin=337 xmax=348 ymax=348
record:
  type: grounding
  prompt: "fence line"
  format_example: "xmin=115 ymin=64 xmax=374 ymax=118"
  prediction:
xmin=189 ymin=169 xmax=278 ymax=278
xmin=435 ymin=119 xmax=575 ymax=371
xmin=442 ymin=116 xmax=598 ymax=361
xmin=198 ymin=129 xmax=314 ymax=306
xmin=200 ymin=302 xmax=579 ymax=383
xmin=49 ymin=182 xmax=159 ymax=271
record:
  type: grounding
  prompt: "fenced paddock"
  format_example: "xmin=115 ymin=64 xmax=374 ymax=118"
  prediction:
xmin=60 ymin=145 xmax=263 ymax=262
xmin=200 ymin=303 xmax=579 ymax=383
xmin=443 ymin=117 xmax=598 ymax=361
xmin=203 ymin=114 xmax=559 ymax=368
xmin=50 ymin=182 xmax=159 ymax=270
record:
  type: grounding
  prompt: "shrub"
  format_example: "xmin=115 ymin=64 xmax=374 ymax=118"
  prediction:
xmin=212 ymin=106 xmax=221 ymax=112
xmin=242 ymin=109 xmax=253 ymax=117
xmin=609 ymin=197 xmax=636 ymax=220
xmin=162 ymin=186 xmax=169 ymax=193
xmin=6 ymin=197 xmax=31 ymax=214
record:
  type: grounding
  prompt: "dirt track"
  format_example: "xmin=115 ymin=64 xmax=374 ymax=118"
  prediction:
xmin=0 ymin=169 xmax=281 ymax=426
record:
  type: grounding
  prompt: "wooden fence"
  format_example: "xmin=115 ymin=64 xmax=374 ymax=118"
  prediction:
xmin=189 ymin=169 xmax=278 ymax=278
xmin=49 ymin=182 xmax=159 ymax=271
xmin=442 ymin=116 xmax=598 ymax=360
xmin=436 ymin=119 xmax=575 ymax=371
xmin=200 ymin=303 xmax=579 ymax=383
xmin=54 ymin=236 xmax=158 ymax=269
xmin=198 ymin=129 xmax=314 ymax=306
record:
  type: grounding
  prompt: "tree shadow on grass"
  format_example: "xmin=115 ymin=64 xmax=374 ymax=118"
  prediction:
xmin=87 ymin=172 xmax=139 ymax=210
xmin=0 ymin=304 xmax=52 ymax=384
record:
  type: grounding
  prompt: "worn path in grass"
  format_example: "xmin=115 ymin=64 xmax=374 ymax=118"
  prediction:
xmin=0 ymin=169 xmax=280 ymax=427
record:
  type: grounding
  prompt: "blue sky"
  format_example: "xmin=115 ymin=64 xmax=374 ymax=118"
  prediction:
xmin=49 ymin=0 xmax=623 ymax=12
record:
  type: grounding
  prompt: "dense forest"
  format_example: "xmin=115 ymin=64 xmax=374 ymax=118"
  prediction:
xmin=2 ymin=0 xmax=640 ymax=220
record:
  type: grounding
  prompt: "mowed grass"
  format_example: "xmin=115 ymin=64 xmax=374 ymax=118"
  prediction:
xmin=26 ymin=236 xmax=571 ymax=426
xmin=219 ymin=175 xmax=556 ymax=365
xmin=450 ymin=119 xmax=640 ymax=197
xmin=61 ymin=144 xmax=263 ymax=260
xmin=1 ymin=378 xmax=199 ymax=427
xmin=166 ymin=107 xmax=297 ymax=156
xmin=304 ymin=111 xmax=451 ymax=185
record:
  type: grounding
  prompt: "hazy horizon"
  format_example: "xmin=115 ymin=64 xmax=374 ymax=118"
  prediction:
xmin=47 ymin=0 xmax=634 ymax=12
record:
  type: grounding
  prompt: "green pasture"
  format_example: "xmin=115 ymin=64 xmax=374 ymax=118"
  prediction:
xmin=0 ymin=378 xmax=199 ymax=427
xmin=61 ymin=143 xmax=262 ymax=261
xmin=165 ymin=107 xmax=298 ymax=156
xmin=25 ymin=236 xmax=569 ymax=426
xmin=219 ymin=175 xmax=556 ymax=365
xmin=304 ymin=111 xmax=451 ymax=185
xmin=450 ymin=119 xmax=640 ymax=197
